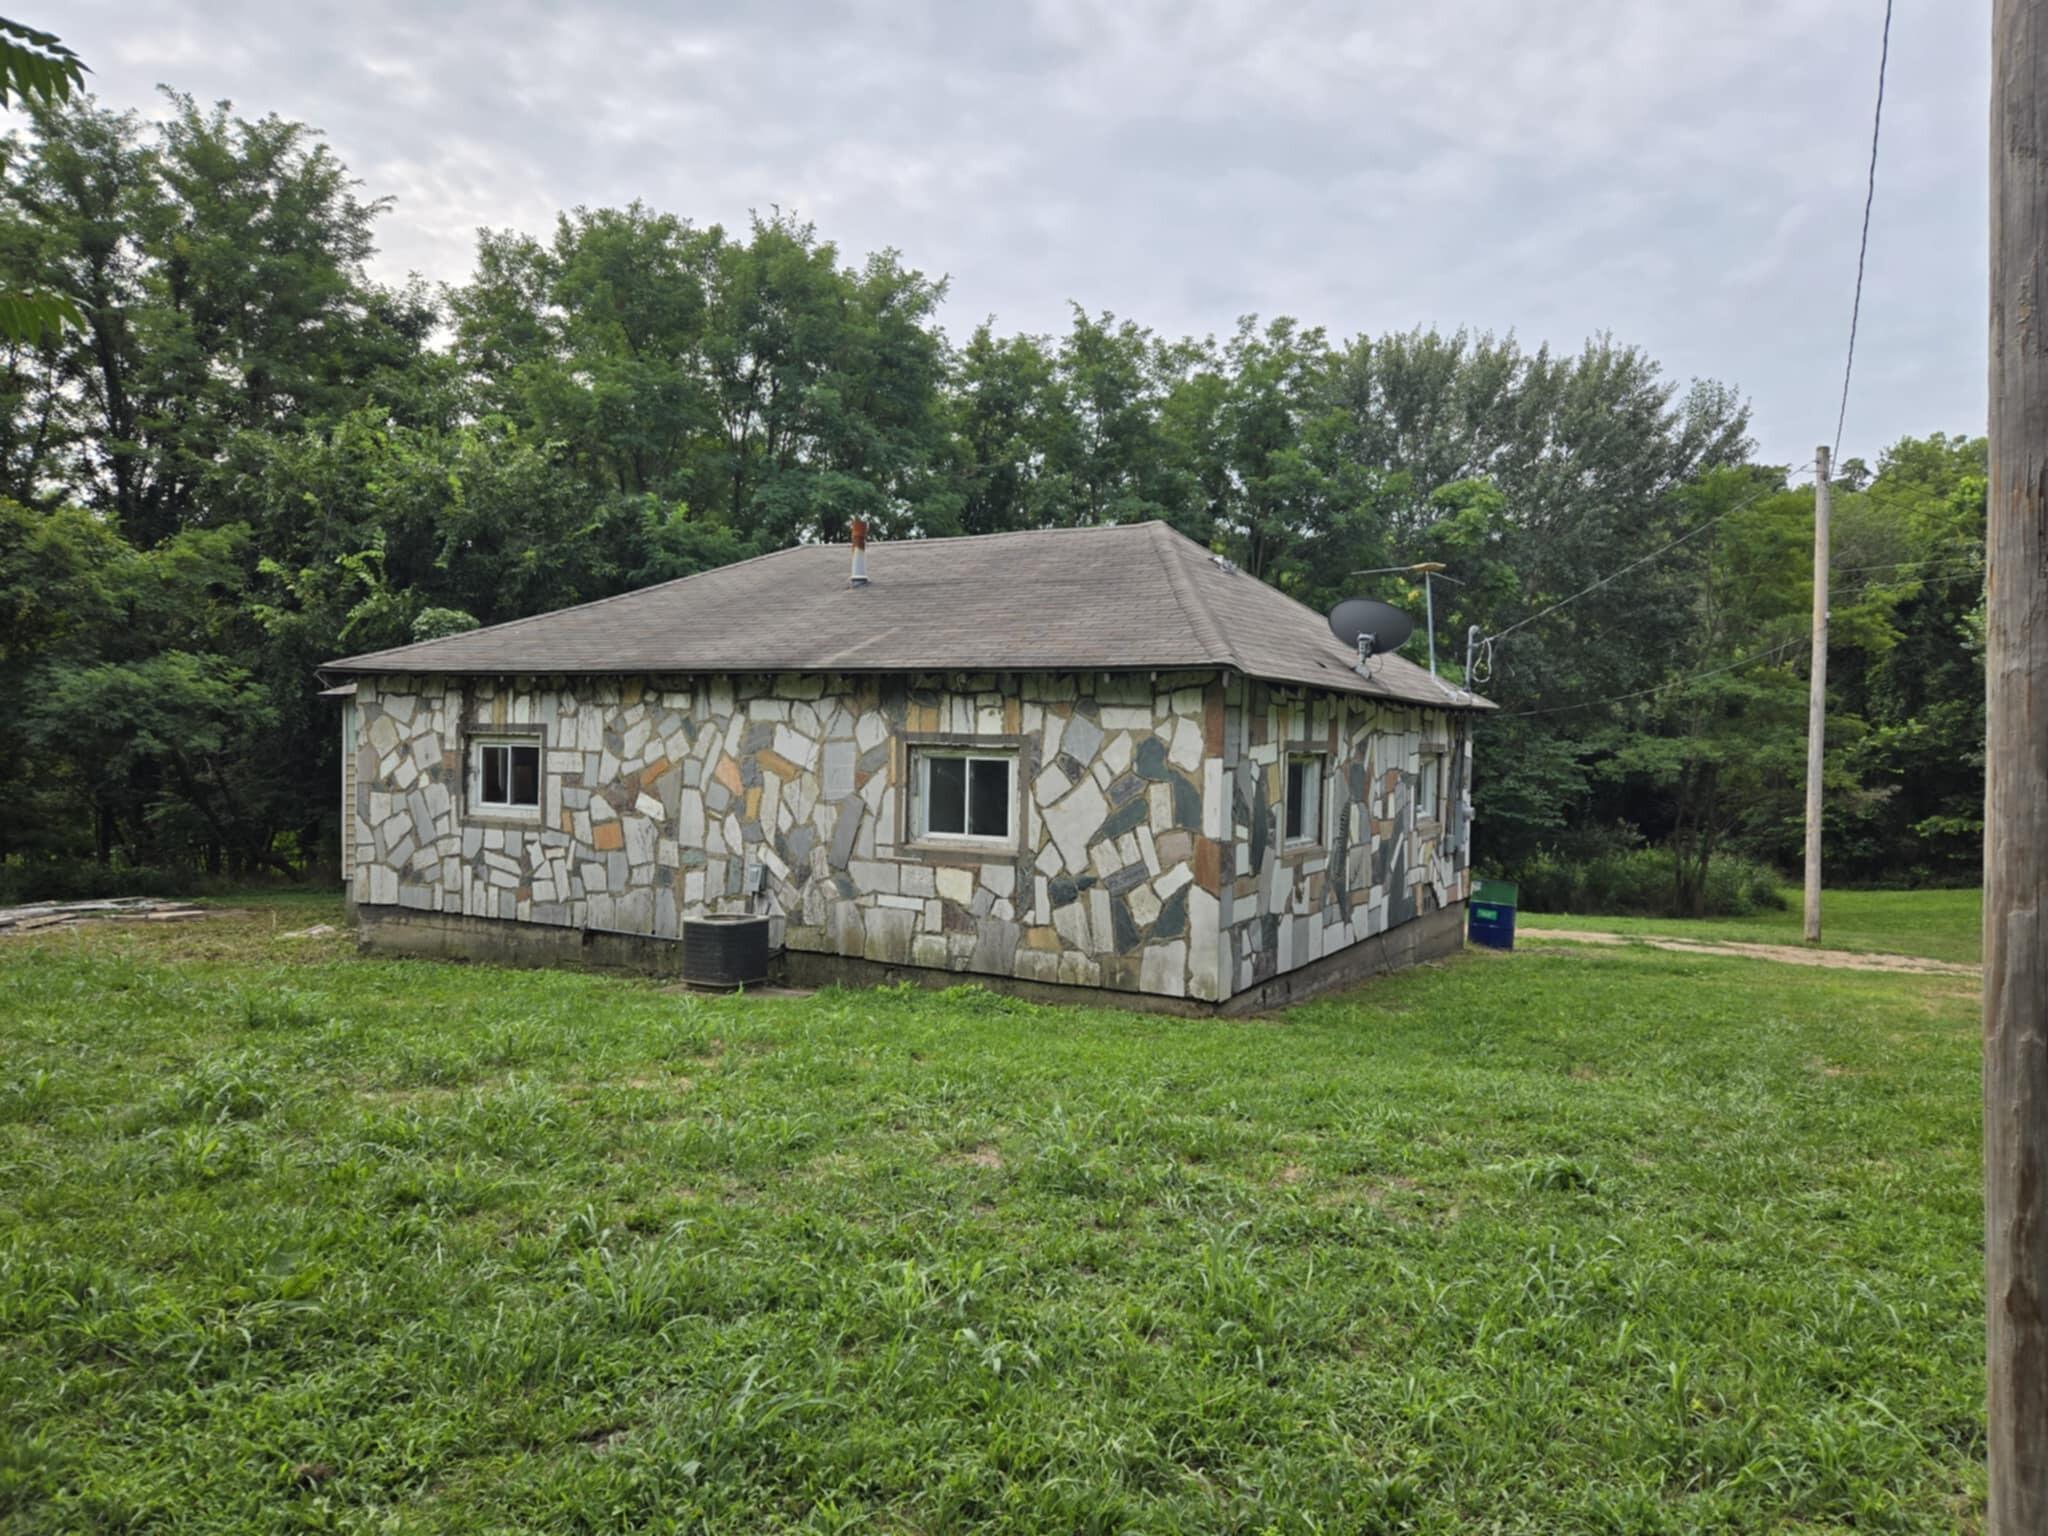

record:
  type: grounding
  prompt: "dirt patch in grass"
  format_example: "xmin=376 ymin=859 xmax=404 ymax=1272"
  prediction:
xmin=1528 ymin=928 xmax=1980 ymax=977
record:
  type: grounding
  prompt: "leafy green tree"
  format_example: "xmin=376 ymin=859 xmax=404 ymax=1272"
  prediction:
xmin=0 ymin=92 xmax=434 ymax=543
xmin=453 ymin=209 xmax=951 ymax=547
xmin=933 ymin=323 xmax=1066 ymax=536
xmin=0 ymin=16 xmax=86 ymax=344
xmin=0 ymin=79 xmax=1991 ymax=899
xmin=1598 ymin=471 xmax=1814 ymax=911
xmin=1825 ymin=435 xmax=1987 ymax=881
xmin=450 ymin=203 xmax=720 ymax=499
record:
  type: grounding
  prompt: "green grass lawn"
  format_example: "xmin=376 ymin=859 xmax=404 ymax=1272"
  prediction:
xmin=0 ymin=903 xmax=1984 ymax=1532
xmin=1520 ymin=887 xmax=1984 ymax=966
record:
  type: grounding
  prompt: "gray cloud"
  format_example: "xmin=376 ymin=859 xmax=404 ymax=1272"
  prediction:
xmin=68 ymin=0 xmax=1986 ymax=468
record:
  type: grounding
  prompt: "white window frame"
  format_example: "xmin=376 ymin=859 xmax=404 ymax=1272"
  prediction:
xmin=1417 ymin=752 xmax=1444 ymax=825
xmin=1283 ymin=752 xmax=1326 ymax=847
xmin=912 ymin=748 xmax=1016 ymax=846
xmin=470 ymin=734 xmax=543 ymax=819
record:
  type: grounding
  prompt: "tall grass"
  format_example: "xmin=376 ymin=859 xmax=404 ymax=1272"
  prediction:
xmin=0 ymin=902 xmax=1984 ymax=1531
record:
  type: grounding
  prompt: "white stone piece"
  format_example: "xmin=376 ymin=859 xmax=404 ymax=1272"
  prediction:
xmin=1041 ymin=778 xmax=1107 ymax=873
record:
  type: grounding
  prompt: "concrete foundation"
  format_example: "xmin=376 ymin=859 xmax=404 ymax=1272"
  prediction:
xmin=352 ymin=899 xmax=1467 ymax=1016
xmin=356 ymin=902 xmax=686 ymax=977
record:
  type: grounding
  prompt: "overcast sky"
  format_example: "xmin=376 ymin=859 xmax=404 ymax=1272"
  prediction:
xmin=62 ymin=1 xmax=1985 ymax=472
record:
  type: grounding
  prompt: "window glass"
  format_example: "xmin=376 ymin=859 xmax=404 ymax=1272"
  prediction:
xmin=918 ymin=751 xmax=1013 ymax=841
xmin=481 ymin=744 xmax=507 ymax=805
xmin=475 ymin=738 xmax=541 ymax=811
xmin=967 ymin=758 xmax=1009 ymax=837
xmin=926 ymin=755 xmax=967 ymax=834
xmin=1419 ymin=756 xmax=1441 ymax=820
xmin=508 ymin=745 xmax=540 ymax=806
xmin=1285 ymin=754 xmax=1322 ymax=844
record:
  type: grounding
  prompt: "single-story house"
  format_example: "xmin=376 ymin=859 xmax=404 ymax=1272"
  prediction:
xmin=319 ymin=521 xmax=1492 ymax=1012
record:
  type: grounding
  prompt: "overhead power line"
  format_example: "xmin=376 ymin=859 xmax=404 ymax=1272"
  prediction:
xmin=1830 ymin=554 xmax=1984 ymax=575
xmin=1832 ymin=0 xmax=1895 ymax=464
xmin=1484 ymin=464 xmax=1814 ymax=647
xmin=1500 ymin=636 xmax=1805 ymax=719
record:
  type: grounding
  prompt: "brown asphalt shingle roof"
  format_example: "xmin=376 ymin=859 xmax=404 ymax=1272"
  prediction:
xmin=322 ymin=521 xmax=1493 ymax=711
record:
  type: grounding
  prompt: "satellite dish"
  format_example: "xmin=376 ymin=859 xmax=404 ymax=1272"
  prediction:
xmin=1328 ymin=597 xmax=1414 ymax=657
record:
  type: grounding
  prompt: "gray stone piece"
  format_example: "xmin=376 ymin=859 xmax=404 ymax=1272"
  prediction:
xmin=616 ymin=888 xmax=654 ymax=934
xmin=784 ymin=823 xmax=815 ymax=868
xmin=625 ymin=817 xmax=658 ymax=865
xmin=1062 ymin=711 xmax=1103 ymax=766
xmin=1103 ymin=861 xmax=1148 ymax=896
xmin=863 ymin=905 xmax=916 ymax=965
xmin=1249 ymin=772 xmax=1270 ymax=869
xmin=822 ymin=739 xmax=856 ymax=799
xmin=407 ymin=789 xmax=435 ymax=847
xmin=1154 ymin=886 xmax=1188 ymax=940
xmin=971 ymin=917 xmax=1019 ymax=974
xmin=829 ymin=797 xmax=865 ymax=869
xmin=1096 ymin=796 xmax=1148 ymax=845
xmin=1110 ymin=896 xmax=1141 ymax=954
xmin=1133 ymin=735 xmax=1170 ymax=781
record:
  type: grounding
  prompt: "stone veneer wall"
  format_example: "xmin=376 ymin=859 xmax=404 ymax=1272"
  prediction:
xmin=349 ymin=670 xmax=1228 ymax=1000
xmin=346 ymin=668 xmax=1474 ymax=1003
xmin=1215 ymin=676 xmax=1473 ymax=998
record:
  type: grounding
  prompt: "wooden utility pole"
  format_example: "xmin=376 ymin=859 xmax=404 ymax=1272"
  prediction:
xmin=1987 ymin=2 xmax=2048 ymax=1529
xmin=1803 ymin=445 xmax=1831 ymax=943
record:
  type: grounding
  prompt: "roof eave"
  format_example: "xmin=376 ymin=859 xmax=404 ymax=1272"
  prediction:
xmin=321 ymin=656 xmax=1495 ymax=711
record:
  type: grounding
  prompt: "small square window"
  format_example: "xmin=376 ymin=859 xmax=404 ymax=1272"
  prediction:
xmin=473 ymin=738 xmax=541 ymax=813
xmin=915 ymin=750 xmax=1014 ymax=842
xmin=1284 ymin=753 xmax=1324 ymax=845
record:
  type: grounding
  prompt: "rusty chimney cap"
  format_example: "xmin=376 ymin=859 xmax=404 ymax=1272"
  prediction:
xmin=848 ymin=517 xmax=870 ymax=587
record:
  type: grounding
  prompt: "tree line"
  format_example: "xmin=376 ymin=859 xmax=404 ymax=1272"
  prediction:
xmin=0 ymin=92 xmax=1986 ymax=905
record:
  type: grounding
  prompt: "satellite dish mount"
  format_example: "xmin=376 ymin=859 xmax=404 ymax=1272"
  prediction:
xmin=1326 ymin=597 xmax=1415 ymax=676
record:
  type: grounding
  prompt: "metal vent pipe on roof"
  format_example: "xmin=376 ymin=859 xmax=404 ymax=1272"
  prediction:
xmin=849 ymin=518 xmax=869 ymax=587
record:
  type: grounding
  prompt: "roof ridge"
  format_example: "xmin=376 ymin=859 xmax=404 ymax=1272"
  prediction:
xmin=327 ymin=539 xmax=817 ymax=669
xmin=327 ymin=525 xmax=1173 ymax=670
xmin=840 ymin=522 xmax=1162 ymax=550
xmin=1148 ymin=521 xmax=1236 ymax=670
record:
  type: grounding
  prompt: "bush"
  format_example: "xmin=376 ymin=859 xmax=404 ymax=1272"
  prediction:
xmin=0 ymin=858 xmax=208 ymax=907
xmin=1503 ymin=848 xmax=1787 ymax=919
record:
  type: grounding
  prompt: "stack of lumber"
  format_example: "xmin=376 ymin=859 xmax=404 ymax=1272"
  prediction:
xmin=0 ymin=897 xmax=213 ymax=934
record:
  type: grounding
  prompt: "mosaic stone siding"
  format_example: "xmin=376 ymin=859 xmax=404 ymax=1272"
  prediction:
xmin=1216 ymin=676 xmax=1473 ymax=996
xmin=346 ymin=668 xmax=1474 ymax=1002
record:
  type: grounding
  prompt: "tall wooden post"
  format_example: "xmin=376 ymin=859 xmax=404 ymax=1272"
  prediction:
xmin=1987 ymin=2 xmax=2048 ymax=1528
xmin=1803 ymin=445 xmax=1831 ymax=943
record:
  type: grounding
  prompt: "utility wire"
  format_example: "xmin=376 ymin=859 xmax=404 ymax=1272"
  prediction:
xmin=1485 ymin=464 xmax=1814 ymax=646
xmin=1501 ymin=636 xmax=1805 ymax=719
xmin=1830 ymin=554 xmax=1984 ymax=575
xmin=1832 ymin=0 xmax=1894 ymax=465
